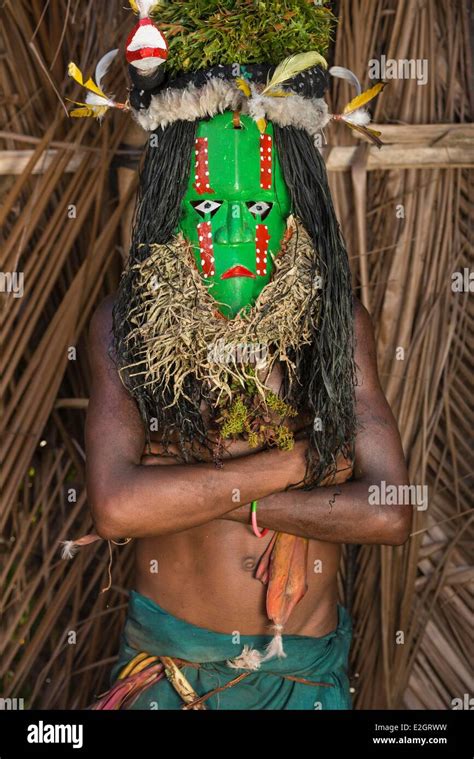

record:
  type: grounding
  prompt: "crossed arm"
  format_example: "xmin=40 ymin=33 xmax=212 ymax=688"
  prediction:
xmin=222 ymin=301 xmax=411 ymax=544
xmin=85 ymin=296 xmax=411 ymax=546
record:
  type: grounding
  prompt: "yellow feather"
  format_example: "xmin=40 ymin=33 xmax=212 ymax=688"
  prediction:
xmin=66 ymin=97 xmax=90 ymax=107
xmin=265 ymin=89 xmax=291 ymax=98
xmin=345 ymin=122 xmax=384 ymax=148
xmin=68 ymin=62 xmax=107 ymax=98
xmin=82 ymin=77 xmax=106 ymax=98
xmin=343 ymin=82 xmax=386 ymax=115
xmin=257 ymin=118 xmax=267 ymax=134
xmin=68 ymin=62 xmax=84 ymax=86
xmin=235 ymin=77 xmax=251 ymax=98
xmin=365 ymin=126 xmax=382 ymax=137
xmin=69 ymin=102 xmax=110 ymax=119
xmin=70 ymin=107 xmax=96 ymax=118
xmin=129 ymin=0 xmax=161 ymax=15
xmin=262 ymin=51 xmax=328 ymax=96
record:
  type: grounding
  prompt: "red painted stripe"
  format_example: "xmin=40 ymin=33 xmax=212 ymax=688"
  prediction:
xmin=255 ymin=225 xmax=270 ymax=276
xmin=126 ymin=48 xmax=167 ymax=63
xmin=260 ymin=134 xmax=273 ymax=190
xmin=197 ymin=222 xmax=215 ymax=277
xmin=126 ymin=19 xmax=168 ymax=64
xmin=193 ymin=138 xmax=215 ymax=195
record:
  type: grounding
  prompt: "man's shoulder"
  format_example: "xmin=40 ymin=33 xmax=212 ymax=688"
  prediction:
xmin=353 ymin=296 xmax=374 ymax=336
xmin=352 ymin=296 xmax=377 ymax=358
xmin=89 ymin=294 xmax=116 ymax=356
xmin=352 ymin=296 xmax=379 ymax=388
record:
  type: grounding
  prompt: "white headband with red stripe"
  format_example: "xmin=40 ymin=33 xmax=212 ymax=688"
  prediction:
xmin=126 ymin=0 xmax=168 ymax=72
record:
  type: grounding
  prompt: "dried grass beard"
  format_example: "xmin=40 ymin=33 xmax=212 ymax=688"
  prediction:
xmin=119 ymin=216 xmax=320 ymax=417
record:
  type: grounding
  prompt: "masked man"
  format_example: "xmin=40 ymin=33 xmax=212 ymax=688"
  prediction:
xmin=72 ymin=0 xmax=410 ymax=710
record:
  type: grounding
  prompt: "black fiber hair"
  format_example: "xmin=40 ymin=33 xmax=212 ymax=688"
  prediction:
xmin=274 ymin=124 xmax=357 ymax=484
xmin=112 ymin=119 xmax=208 ymax=446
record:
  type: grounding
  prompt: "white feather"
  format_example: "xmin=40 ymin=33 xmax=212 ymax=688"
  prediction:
xmin=259 ymin=625 xmax=287 ymax=662
xmin=137 ymin=0 xmax=158 ymax=18
xmin=227 ymin=646 xmax=263 ymax=671
xmin=226 ymin=626 xmax=287 ymax=670
xmin=95 ymin=49 xmax=119 ymax=91
xmin=329 ymin=66 xmax=361 ymax=95
xmin=86 ymin=92 xmax=112 ymax=107
xmin=343 ymin=109 xmax=371 ymax=126
xmin=61 ymin=540 xmax=79 ymax=560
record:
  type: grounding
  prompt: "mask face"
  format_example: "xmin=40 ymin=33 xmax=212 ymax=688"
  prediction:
xmin=178 ymin=113 xmax=292 ymax=318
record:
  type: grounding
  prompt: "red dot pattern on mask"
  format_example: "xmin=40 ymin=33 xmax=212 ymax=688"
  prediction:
xmin=255 ymin=224 xmax=270 ymax=277
xmin=193 ymin=138 xmax=215 ymax=195
xmin=260 ymin=134 xmax=273 ymax=190
xmin=197 ymin=221 xmax=215 ymax=277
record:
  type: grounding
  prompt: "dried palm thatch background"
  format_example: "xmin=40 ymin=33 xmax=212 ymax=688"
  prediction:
xmin=1 ymin=0 xmax=472 ymax=710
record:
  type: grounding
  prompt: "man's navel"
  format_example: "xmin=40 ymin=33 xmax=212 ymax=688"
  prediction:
xmin=241 ymin=556 xmax=257 ymax=572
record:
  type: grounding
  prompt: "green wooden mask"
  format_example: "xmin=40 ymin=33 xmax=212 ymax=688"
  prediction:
xmin=178 ymin=113 xmax=292 ymax=318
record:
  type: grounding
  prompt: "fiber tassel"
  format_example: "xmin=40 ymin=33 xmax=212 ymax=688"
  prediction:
xmin=226 ymin=621 xmax=288 ymax=672
xmin=60 ymin=533 xmax=102 ymax=559
xmin=226 ymin=624 xmax=287 ymax=671
xmin=60 ymin=541 xmax=79 ymax=560
xmin=227 ymin=646 xmax=264 ymax=671
xmin=259 ymin=624 xmax=287 ymax=662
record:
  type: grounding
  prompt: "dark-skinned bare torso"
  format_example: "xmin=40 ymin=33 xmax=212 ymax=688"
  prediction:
xmin=85 ymin=63 xmax=413 ymax=640
xmin=135 ymin=523 xmax=340 ymax=637
xmin=134 ymin=358 xmax=340 ymax=639
xmin=87 ymin=295 xmax=410 ymax=644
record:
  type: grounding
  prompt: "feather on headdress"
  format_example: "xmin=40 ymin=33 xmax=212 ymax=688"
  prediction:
xmin=240 ymin=51 xmax=328 ymax=133
xmin=67 ymin=50 xmax=128 ymax=119
xmin=330 ymin=66 xmax=385 ymax=146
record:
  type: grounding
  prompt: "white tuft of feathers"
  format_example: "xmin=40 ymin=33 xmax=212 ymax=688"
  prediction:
xmin=226 ymin=626 xmax=287 ymax=671
xmin=343 ymin=109 xmax=371 ymax=126
xmin=259 ymin=625 xmax=287 ymax=663
xmin=227 ymin=646 xmax=263 ymax=671
xmin=133 ymin=78 xmax=330 ymax=136
xmin=136 ymin=0 xmax=158 ymax=18
xmin=85 ymin=92 xmax=114 ymax=107
xmin=60 ymin=540 xmax=79 ymax=560
xmin=329 ymin=66 xmax=362 ymax=95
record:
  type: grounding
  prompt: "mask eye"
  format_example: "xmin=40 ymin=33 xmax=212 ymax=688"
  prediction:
xmin=246 ymin=201 xmax=273 ymax=220
xmin=191 ymin=200 xmax=223 ymax=217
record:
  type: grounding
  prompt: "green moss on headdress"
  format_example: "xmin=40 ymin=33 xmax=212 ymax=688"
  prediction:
xmin=151 ymin=0 xmax=335 ymax=74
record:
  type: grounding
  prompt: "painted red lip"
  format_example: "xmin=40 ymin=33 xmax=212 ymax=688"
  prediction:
xmin=221 ymin=265 xmax=256 ymax=280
